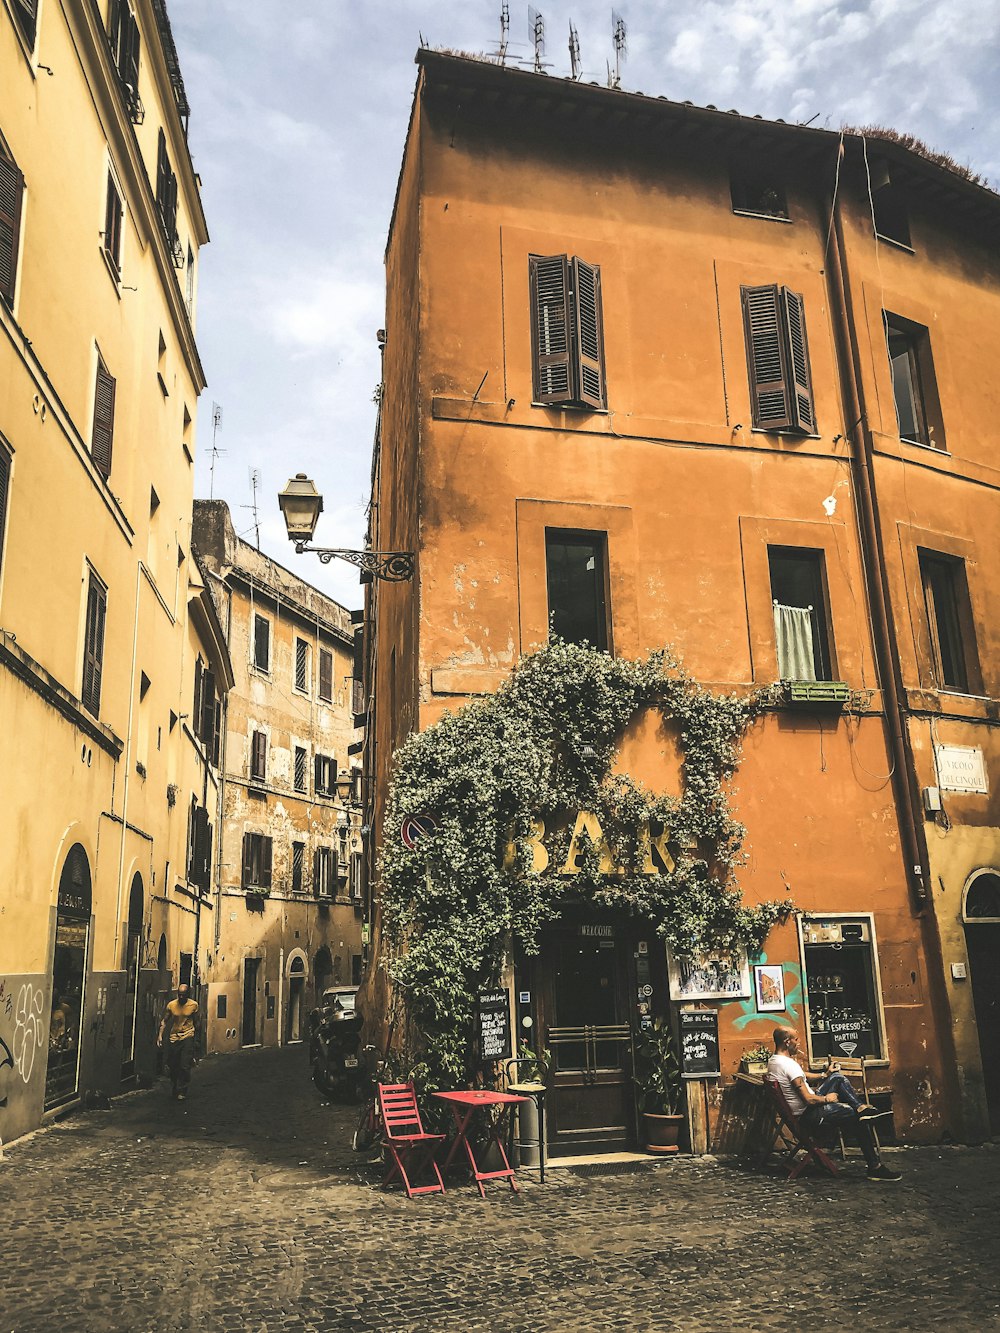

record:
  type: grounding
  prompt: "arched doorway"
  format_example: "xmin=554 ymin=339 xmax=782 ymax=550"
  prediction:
xmin=963 ymin=869 xmax=1000 ymax=1134
xmin=286 ymin=954 xmax=307 ymax=1044
xmin=45 ymin=844 xmax=92 ymax=1110
xmin=121 ymin=874 xmax=144 ymax=1080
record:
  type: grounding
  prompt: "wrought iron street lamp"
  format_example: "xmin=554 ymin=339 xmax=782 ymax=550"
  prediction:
xmin=277 ymin=473 xmax=414 ymax=582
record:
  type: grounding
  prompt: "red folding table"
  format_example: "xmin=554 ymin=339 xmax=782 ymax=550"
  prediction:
xmin=433 ymin=1090 xmax=527 ymax=1198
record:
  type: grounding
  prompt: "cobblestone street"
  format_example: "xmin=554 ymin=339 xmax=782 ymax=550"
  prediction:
xmin=2 ymin=1046 xmax=998 ymax=1332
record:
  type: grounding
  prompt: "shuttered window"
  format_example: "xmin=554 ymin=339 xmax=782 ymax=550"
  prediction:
xmin=294 ymin=636 xmax=309 ymax=692
xmin=741 ymin=284 xmax=815 ymax=434
xmin=155 ymin=129 xmax=177 ymax=242
xmin=82 ymin=570 xmax=107 ymax=717
xmin=11 ymin=0 xmax=37 ymax=48
xmin=291 ymin=842 xmax=305 ymax=894
xmin=253 ymin=613 xmax=270 ymax=671
xmin=314 ymin=753 xmax=336 ymax=796
xmin=318 ymin=646 xmax=333 ymax=701
xmin=294 ymin=745 xmax=307 ymax=793
xmin=250 ymin=729 xmax=267 ymax=781
xmin=92 ymin=355 xmax=116 ymax=478
xmin=241 ymin=833 xmax=272 ymax=890
xmin=104 ymin=174 xmax=123 ymax=274
xmin=529 ymin=253 xmax=606 ymax=410
xmin=0 ymin=443 xmax=10 ymax=580
xmin=0 ymin=150 xmax=24 ymax=308
xmin=313 ymin=847 xmax=335 ymax=898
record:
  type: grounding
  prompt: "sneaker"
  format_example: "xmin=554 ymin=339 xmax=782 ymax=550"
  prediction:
xmin=177 ymin=1093 xmax=187 ymax=1102
xmin=867 ymin=1163 xmax=902 ymax=1182
xmin=857 ymin=1105 xmax=882 ymax=1119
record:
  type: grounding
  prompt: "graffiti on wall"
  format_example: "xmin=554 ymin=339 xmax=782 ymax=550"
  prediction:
xmin=728 ymin=955 xmax=803 ymax=1031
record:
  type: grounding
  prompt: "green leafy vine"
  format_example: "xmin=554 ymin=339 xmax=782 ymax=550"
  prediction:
xmin=380 ymin=640 xmax=792 ymax=1087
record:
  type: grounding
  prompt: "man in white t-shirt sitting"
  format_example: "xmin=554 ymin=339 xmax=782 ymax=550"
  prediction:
xmin=767 ymin=1028 xmax=901 ymax=1182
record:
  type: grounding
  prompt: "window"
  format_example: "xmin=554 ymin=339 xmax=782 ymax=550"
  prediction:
xmin=294 ymin=636 xmax=310 ymax=692
xmin=528 ymin=254 xmax=606 ymax=409
xmin=0 ymin=440 xmax=10 ymax=580
xmin=870 ymin=161 xmax=911 ymax=248
xmin=769 ymin=547 xmax=832 ymax=681
xmin=0 ymin=146 xmax=24 ymax=308
xmin=155 ymin=129 xmax=177 ymax=246
xmin=545 ymin=530 xmax=609 ymax=650
xmin=187 ymin=804 xmax=211 ymax=892
xmin=250 ymin=729 xmax=267 ymax=782
xmin=108 ymin=0 xmax=141 ymax=120
xmin=884 ymin=313 xmax=943 ymax=449
xmin=741 ymin=285 xmax=815 ymax=433
xmin=252 ymin=613 xmax=270 ymax=672
xmin=291 ymin=841 xmax=305 ymax=894
xmin=81 ymin=569 xmax=107 ymax=717
xmin=801 ymin=916 xmax=885 ymax=1062
xmin=314 ymin=753 xmax=336 ymax=797
xmin=193 ymin=658 xmax=219 ymax=760
xmin=241 ymin=832 xmax=272 ymax=890
xmin=318 ymin=646 xmax=333 ymax=702
xmin=104 ymin=173 xmax=123 ymax=274
xmin=919 ymin=550 xmax=980 ymax=694
xmin=9 ymin=0 xmax=36 ymax=47
xmin=294 ymin=745 xmax=307 ymax=793
xmin=314 ymin=846 xmax=335 ymax=898
xmin=730 ymin=166 xmax=788 ymax=220
xmin=92 ymin=354 xmax=116 ymax=479
xmin=350 ymin=850 xmax=363 ymax=902
xmin=185 ymin=244 xmax=195 ymax=315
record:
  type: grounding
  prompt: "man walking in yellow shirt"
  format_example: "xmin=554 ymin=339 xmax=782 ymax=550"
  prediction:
xmin=158 ymin=983 xmax=200 ymax=1101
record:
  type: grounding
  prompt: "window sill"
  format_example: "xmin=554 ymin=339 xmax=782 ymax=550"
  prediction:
xmin=875 ymin=233 xmax=915 ymax=255
xmin=100 ymin=246 xmax=123 ymax=296
xmin=732 ymin=209 xmax=792 ymax=224
xmin=531 ymin=401 xmax=608 ymax=414
xmin=749 ymin=427 xmax=821 ymax=441
xmin=899 ymin=436 xmax=949 ymax=455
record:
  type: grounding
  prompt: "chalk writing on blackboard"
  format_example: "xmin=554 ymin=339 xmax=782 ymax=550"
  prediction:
xmin=679 ymin=1009 xmax=720 ymax=1079
xmin=478 ymin=991 xmax=511 ymax=1063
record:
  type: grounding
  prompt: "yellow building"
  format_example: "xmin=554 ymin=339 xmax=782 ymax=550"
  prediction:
xmin=193 ymin=501 xmax=363 ymax=1056
xmin=0 ymin=0 xmax=213 ymax=1141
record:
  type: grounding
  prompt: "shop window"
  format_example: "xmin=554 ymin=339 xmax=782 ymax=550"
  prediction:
xmin=81 ymin=567 xmax=107 ymax=717
xmin=253 ymin=613 xmax=270 ymax=672
xmin=801 ymin=917 xmax=885 ymax=1062
xmin=318 ymin=646 xmax=333 ymax=702
xmin=294 ymin=744 xmax=307 ymax=793
xmin=0 ymin=145 xmax=23 ymax=309
xmin=741 ymin=284 xmax=815 ymax=434
xmin=884 ymin=313 xmax=943 ymax=449
xmin=241 ymin=832 xmax=272 ymax=890
xmin=730 ymin=167 xmax=788 ymax=220
xmin=528 ymin=253 xmax=606 ymax=409
xmin=919 ymin=549 xmax=980 ymax=694
xmin=291 ymin=841 xmax=305 ymax=894
xmin=769 ymin=547 xmax=832 ymax=681
xmin=545 ymin=529 xmax=609 ymax=651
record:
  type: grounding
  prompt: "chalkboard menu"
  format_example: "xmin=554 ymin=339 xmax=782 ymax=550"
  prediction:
xmin=679 ymin=1009 xmax=720 ymax=1079
xmin=478 ymin=991 xmax=512 ymax=1063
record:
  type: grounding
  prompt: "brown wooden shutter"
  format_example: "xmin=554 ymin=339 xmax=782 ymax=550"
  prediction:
xmin=212 ymin=694 xmax=222 ymax=766
xmin=241 ymin=833 xmax=252 ymax=888
xmin=0 ymin=447 xmax=10 ymax=578
xmin=82 ymin=575 xmax=107 ymax=716
xmin=12 ymin=0 xmax=37 ymax=45
xmin=352 ymin=627 xmax=364 ymax=681
xmin=193 ymin=657 xmax=203 ymax=726
xmin=92 ymin=358 xmax=116 ymax=478
xmin=104 ymin=176 xmax=122 ymax=272
xmin=781 ymin=287 xmax=815 ymax=433
xmin=251 ymin=730 xmax=266 ymax=780
xmin=571 ymin=258 xmax=606 ymax=409
xmin=741 ymin=284 xmax=793 ymax=430
xmin=314 ymin=752 xmax=323 ymax=792
xmin=0 ymin=154 xmax=24 ymax=307
xmin=319 ymin=647 xmax=333 ymax=701
xmin=529 ymin=254 xmax=574 ymax=405
xmin=193 ymin=806 xmax=211 ymax=891
xmin=122 ymin=9 xmax=140 ymax=93
xmin=200 ymin=668 xmax=216 ymax=743
xmin=261 ymin=837 xmax=272 ymax=889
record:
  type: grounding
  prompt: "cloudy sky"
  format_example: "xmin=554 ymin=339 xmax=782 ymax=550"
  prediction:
xmin=169 ymin=0 xmax=1000 ymax=609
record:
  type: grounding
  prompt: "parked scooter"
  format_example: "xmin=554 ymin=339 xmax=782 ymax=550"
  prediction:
xmin=309 ymin=993 xmax=363 ymax=1101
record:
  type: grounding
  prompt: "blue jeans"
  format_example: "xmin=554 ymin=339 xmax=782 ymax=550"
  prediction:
xmin=801 ymin=1074 xmax=879 ymax=1170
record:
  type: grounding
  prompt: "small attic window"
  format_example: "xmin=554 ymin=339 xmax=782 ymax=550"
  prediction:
xmin=731 ymin=166 xmax=789 ymax=221
xmin=870 ymin=159 xmax=912 ymax=248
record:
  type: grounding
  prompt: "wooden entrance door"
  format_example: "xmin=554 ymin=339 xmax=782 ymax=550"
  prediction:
xmin=242 ymin=958 xmax=260 ymax=1046
xmin=966 ymin=921 xmax=1000 ymax=1133
xmin=539 ymin=927 xmax=635 ymax=1155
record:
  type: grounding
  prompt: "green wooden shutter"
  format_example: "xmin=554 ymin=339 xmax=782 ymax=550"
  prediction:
xmin=781 ymin=287 xmax=816 ymax=434
xmin=92 ymin=358 xmax=116 ymax=478
xmin=82 ymin=575 xmax=107 ymax=716
xmin=0 ymin=154 xmax=24 ymax=307
xmin=529 ymin=254 xmax=574 ymax=405
xmin=741 ymin=284 xmax=793 ymax=430
xmin=571 ymin=258 xmax=606 ymax=409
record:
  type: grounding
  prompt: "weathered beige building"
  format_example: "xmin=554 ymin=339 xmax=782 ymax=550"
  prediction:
xmin=193 ymin=501 xmax=363 ymax=1054
xmin=0 ymin=0 xmax=216 ymax=1141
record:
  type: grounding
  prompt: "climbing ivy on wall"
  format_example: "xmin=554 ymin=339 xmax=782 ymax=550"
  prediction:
xmin=380 ymin=640 xmax=792 ymax=1087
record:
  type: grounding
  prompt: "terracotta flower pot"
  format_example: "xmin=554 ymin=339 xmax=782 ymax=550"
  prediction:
xmin=642 ymin=1111 xmax=684 ymax=1154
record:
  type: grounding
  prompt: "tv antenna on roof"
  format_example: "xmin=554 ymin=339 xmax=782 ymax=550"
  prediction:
xmin=568 ymin=21 xmax=581 ymax=80
xmin=529 ymin=6 xmax=545 ymax=73
xmin=497 ymin=1 xmax=510 ymax=64
xmin=241 ymin=467 xmax=261 ymax=550
xmin=610 ymin=10 xmax=627 ymax=89
xmin=209 ymin=401 xmax=226 ymax=499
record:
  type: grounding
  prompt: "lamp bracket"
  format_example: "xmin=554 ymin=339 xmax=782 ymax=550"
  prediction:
xmin=293 ymin=543 xmax=414 ymax=582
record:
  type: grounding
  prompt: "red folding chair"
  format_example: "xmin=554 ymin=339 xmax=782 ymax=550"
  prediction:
xmin=377 ymin=1082 xmax=446 ymax=1199
xmin=764 ymin=1075 xmax=839 ymax=1181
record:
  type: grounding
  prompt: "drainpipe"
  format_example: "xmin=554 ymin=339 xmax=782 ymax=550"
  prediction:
xmin=114 ymin=560 xmax=145 ymax=970
xmin=825 ymin=169 xmax=928 ymax=910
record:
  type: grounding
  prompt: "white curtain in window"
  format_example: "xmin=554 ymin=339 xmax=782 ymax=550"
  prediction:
xmin=773 ymin=603 xmax=816 ymax=680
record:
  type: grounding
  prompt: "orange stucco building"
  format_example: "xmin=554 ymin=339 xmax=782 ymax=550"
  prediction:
xmin=362 ymin=50 xmax=1000 ymax=1151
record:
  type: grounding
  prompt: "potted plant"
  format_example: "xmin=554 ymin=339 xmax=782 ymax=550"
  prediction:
xmin=740 ymin=1042 xmax=772 ymax=1077
xmin=633 ymin=1018 xmax=684 ymax=1154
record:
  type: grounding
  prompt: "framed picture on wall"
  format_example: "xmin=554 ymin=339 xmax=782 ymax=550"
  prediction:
xmin=667 ymin=947 xmax=751 ymax=1001
xmin=753 ymin=964 xmax=786 ymax=1012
